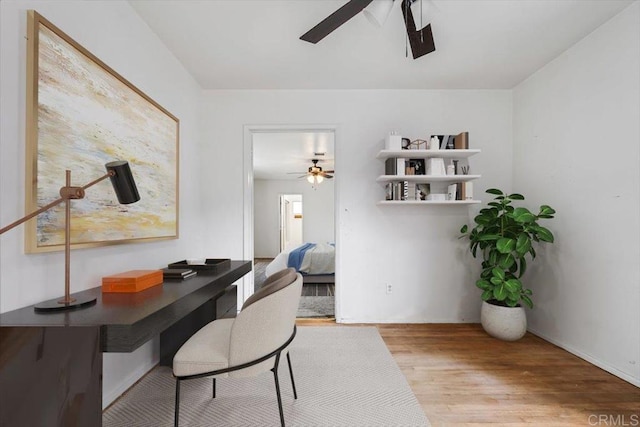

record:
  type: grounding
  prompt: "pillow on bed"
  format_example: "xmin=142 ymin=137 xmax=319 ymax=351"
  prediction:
xmin=242 ymin=268 xmax=296 ymax=310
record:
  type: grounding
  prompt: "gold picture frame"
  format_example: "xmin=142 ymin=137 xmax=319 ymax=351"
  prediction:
xmin=25 ymin=10 xmax=179 ymax=253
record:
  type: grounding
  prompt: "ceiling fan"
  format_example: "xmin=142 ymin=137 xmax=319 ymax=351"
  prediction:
xmin=299 ymin=0 xmax=435 ymax=59
xmin=288 ymin=159 xmax=335 ymax=184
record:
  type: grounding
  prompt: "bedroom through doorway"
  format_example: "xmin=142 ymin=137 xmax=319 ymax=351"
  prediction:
xmin=249 ymin=129 xmax=336 ymax=318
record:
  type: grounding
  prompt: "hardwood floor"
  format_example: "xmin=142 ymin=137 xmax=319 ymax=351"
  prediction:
xmin=296 ymin=320 xmax=640 ymax=426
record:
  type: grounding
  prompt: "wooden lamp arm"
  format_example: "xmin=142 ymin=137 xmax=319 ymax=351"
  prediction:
xmin=0 ymin=170 xmax=113 ymax=236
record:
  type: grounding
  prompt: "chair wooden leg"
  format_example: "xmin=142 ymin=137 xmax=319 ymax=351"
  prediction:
xmin=286 ymin=352 xmax=298 ymax=399
xmin=174 ymin=378 xmax=181 ymax=427
xmin=271 ymin=352 xmax=285 ymax=427
xmin=212 ymin=378 xmax=216 ymax=399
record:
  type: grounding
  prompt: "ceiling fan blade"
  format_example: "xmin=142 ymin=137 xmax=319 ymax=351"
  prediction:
xmin=324 ymin=175 xmax=334 ymax=179
xmin=300 ymin=0 xmax=374 ymax=44
xmin=324 ymin=170 xmax=335 ymax=173
xmin=401 ymin=0 xmax=435 ymax=59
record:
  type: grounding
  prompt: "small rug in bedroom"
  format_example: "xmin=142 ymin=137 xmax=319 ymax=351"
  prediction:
xmin=103 ymin=326 xmax=430 ymax=427
xmin=254 ymin=259 xmax=335 ymax=318
xmin=297 ymin=296 xmax=334 ymax=318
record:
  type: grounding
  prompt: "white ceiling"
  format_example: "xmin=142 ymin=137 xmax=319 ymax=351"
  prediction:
xmin=129 ymin=0 xmax=632 ymax=90
xmin=253 ymin=132 xmax=335 ymax=180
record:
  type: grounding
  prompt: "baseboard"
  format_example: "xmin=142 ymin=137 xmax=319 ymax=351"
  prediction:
xmin=337 ymin=317 xmax=478 ymax=324
xmin=528 ymin=327 xmax=640 ymax=388
xmin=102 ymin=359 xmax=158 ymax=410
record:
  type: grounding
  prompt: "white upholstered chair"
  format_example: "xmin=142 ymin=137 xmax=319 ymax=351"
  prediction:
xmin=172 ymin=268 xmax=302 ymax=427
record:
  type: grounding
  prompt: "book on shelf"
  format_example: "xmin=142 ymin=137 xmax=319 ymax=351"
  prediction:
xmin=406 ymin=181 xmax=417 ymax=200
xmin=464 ymin=181 xmax=474 ymax=200
xmin=385 ymin=158 xmax=407 ymax=176
xmin=447 ymin=184 xmax=458 ymax=201
xmin=445 ymin=135 xmax=456 ymax=149
xmin=162 ymin=268 xmax=197 ymax=280
xmin=456 ymin=182 xmax=464 ymax=200
xmin=454 ymin=132 xmax=469 ymax=149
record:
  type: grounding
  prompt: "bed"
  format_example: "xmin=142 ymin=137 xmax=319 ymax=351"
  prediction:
xmin=265 ymin=242 xmax=335 ymax=284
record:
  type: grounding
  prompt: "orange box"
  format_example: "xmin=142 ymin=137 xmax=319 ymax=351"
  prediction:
xmin=102 ymin=270 xmax=163 ymax=293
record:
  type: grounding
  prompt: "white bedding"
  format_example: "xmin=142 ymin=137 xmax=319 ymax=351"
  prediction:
xmin=265 ymin=243 xmax=335 ymax=277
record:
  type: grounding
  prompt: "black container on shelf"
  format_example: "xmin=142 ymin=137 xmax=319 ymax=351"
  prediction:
xmin=168 ymin=258 xmax=231 ymax=274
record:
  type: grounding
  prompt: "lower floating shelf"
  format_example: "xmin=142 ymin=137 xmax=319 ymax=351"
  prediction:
xmin=377 ymin=200 xmax=481 ymax=205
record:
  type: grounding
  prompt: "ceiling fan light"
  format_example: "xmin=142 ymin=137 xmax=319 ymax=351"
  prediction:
xmin=307 ymin=175 xmax=315 ymax=184
xmin=316 ymin=175 xmax=324 ymax=184
xmin=410 ymin=0 xmax=435 ymax=28
xmin=363 ymin=0 xmax=395 ymax=27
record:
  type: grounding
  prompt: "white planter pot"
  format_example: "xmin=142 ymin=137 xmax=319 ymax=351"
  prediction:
xmin=480 ymin=301 xmax=527 ymax=341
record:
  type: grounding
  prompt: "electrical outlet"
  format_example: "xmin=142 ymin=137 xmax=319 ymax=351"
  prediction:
xmin=386 ymin=283 xmax=393 ymax=294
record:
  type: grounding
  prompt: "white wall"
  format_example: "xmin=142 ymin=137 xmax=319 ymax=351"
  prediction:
xmin=0 ymin=0 xmax=207 ymax=406
xmin=254 ymin=179 xmax=335 ymax=258
xmin=201 ymin=90 xmax=512 ymax=323
xmin=513 ymin=2 xmax=640 ymax=386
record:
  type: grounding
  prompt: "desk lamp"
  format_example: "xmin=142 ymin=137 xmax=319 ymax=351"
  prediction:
xmin=0 ymin=161 xmax=140 ymax=312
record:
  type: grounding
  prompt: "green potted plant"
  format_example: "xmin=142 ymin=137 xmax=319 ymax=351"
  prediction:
xmin=460 ymin=188 xmax=555 ymax=340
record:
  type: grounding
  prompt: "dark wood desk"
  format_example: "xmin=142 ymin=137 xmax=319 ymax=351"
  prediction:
xmin=0 ymin=260 xmax=251 ymax=427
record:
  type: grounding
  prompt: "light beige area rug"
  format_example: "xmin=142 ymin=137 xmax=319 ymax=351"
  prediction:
xmin=103 ymin=326 xmax=430 ymax=427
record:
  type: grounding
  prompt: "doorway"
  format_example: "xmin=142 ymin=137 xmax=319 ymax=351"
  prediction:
xmin=280 ymin=194 xmax=303 ymax=252
xmin=243 ymin=125 xmax=338 ymax=319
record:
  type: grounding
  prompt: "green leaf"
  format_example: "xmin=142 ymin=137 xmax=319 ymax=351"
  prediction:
xmin=490 ymin=277 xmax=503 ymax=285
xmin=504 ymin=278 xmax=522 ymax=292
xmin=478 ymin=234 xmax=500 ymax=241
xmin=536 ymin=226 xmax=554 ymax=243
xmin=474 ymin=214 xmax=493 ymax=226
xmin=489 ymin=250 xmax=498 ymax=266
xmin=481 ymin=290 xmax=493 ymax=301
xmin=476 ymin=279 xmax=492 ymax=290
xmin=498 ymin=253 xmax=515 ymax=270
xmin=505 ymin=298 xmax=519 ymax=307
xmin=513 ymin=207 xmax=536 ymax=223
xmin=496 ymin=238 xmax=516 ymax=254
xmin=480 ymin=206 xmax=499 ymax=214
xmin=539 ymin=205 xmax=556 ymax=216
xmin=519 ymin=257 xmax=527 ymax=277
xmin=522 ymin=295 xmax=533 ymax=309
xmin=516 ymin=233 xmax=532 ymax=255
xmin=508 ymin=262 xmax=518 ymax=273
xmin=460 ymin=224 xmax=468 ymax=234
xmin=492 ymin=267 xmax=506 ymax=281
xmin=486 ymin=188 xmax=504 ymax=195
xmin=493 ymin=285 xmax=507 ymax=301
xmin=508 ymin=193 xmax=525 ymax=200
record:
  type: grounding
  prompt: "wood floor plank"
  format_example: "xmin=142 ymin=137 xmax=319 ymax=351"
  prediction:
xmin=297 ymin=320 xmax=640 ymax=426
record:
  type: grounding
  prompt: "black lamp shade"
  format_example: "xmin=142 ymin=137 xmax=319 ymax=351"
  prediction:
xmin=105 ymin=161 xmax=140 ymax=205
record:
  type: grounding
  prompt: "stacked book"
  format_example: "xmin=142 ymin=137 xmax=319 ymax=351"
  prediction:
xmin=162 ymin=268 xmax=197 ymax=281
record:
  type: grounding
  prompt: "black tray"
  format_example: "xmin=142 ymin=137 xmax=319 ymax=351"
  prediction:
xmin=168 ymin=258 xmax=231 ymax=274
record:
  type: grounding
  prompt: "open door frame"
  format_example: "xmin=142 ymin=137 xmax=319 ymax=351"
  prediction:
xmin=242 ymin=124 xmax=339 ymax=318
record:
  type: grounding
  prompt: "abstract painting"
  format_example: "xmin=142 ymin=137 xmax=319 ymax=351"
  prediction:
xmin=25 ymin=11 xmax=179 ymax=253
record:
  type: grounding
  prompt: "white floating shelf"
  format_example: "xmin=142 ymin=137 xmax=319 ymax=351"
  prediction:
xmin=376 ymin=174 xmax=481 ymax=183
xmin=377 ymin=200 xmax=481 ymax=205
xmin=376 ymin=149 xmax=481 ymax=160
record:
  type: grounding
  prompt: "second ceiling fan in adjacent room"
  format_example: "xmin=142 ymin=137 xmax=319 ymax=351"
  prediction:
xmin=289 ymin=159 xmax=334 ymax=185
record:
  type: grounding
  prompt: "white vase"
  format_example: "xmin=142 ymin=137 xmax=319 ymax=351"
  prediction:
xmin=480 ymin=301 xmax=527 ymax=341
